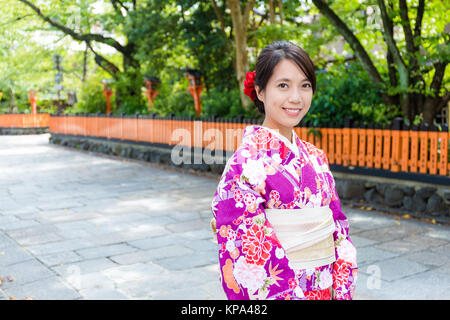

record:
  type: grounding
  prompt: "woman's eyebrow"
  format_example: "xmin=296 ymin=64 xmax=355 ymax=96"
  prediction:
xmin=274 ymin=77 xmax=309 ymax=82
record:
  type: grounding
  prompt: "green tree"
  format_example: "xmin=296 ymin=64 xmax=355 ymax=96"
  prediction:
xmin=18 ymin=0 xmax=145 ymax=112
xmin=311 ymin=0 xmax=449 ymax=124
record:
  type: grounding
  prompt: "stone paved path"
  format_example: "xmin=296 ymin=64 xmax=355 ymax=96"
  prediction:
xmin=0 ymin=134 xmax=449 ymax=300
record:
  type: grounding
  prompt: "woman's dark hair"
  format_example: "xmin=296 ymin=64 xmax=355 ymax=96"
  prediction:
xmin=253 ymin=41 xmax=316 ymax=115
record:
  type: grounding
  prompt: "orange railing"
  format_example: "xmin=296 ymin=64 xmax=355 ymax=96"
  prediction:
xmin=0 ymin=113 xmax=50 ymax=128
xmin=50 ymin=114 xmax=450 ymax=177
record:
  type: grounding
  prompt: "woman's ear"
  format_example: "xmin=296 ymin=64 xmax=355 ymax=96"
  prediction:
xmin=255 ymin=85 xmax=264 ymax=102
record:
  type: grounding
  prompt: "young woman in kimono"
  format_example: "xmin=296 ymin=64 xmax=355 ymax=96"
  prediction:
xmin=210 ymin=41 xmax=358 ymax=300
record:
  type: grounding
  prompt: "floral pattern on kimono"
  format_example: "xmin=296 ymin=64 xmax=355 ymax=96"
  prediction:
xmin=211 ymin=125 xmax=358 ymax=300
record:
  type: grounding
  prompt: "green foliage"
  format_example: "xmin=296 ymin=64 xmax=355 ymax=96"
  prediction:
xmin=201 ymin=87 xmax=244 ymax=118
xmin=1 ymin=0 xmax=447 ymax=124
xmin=178 ymin=0 xmax=236 ymax=90
xmin=37 ymin=99 xmax=58 ymax=114
xmin=65 ymin=74 xmax=108 ymax=114
xmin=151 ymin=74 xmax=196 ymax=117
xmin=113 ymin=68 xmax=146 ymax=115
xmin=305 ymin=62 xmax=402 ymax=127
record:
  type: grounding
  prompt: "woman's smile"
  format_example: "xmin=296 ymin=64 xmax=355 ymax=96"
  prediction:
xmin=282 ymin=107 xmax=303 ymax=117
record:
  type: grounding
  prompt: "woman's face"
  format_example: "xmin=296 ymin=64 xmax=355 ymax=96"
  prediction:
xmin=255 ymin=58 xmax=313 ymax=135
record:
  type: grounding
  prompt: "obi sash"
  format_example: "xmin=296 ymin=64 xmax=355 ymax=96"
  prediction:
xmin=265 ymin=205 xmax=336 ymax=270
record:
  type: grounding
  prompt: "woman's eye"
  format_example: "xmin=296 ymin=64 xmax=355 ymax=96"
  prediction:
xmin=278 ymin=83 xmax=288 ymax=88
xmin=303 ymin=83 xmax=312 ymax=88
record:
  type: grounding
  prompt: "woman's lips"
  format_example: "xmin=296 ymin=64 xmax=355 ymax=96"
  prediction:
xmin=282 ymin=107 xmax=302 ymax=117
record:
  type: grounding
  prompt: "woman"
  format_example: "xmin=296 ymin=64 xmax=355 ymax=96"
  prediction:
xmin=210 ymin=41 xmax=357 ymax=300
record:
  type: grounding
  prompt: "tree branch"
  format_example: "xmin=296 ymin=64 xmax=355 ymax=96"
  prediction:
xmin=268 ymin=0 xmax=275 ymax=24
xmin=86 ymin=41 xmax=120 ymax=76
xmin=386 ymin=1 xmax=398 ymax=90
xmin=111 ymin=0 xmax=130 ymax=12
xmin=110 ymin=0 xmax=125 ymax=17
xmin=430 ymin=61 xmax=448 ymax=97
xmin=19 ymin=0 xmax=127 ymax=54
xmin=0 ymin=14 xmax=33 ymax=27
xmin=377 ymin=0 xmax=410 ymax=117
xmin=243 ymin=0 xmax=256 ymax=33
xmin=278 ymin=0 xmax=283 ymax=25
xmin=211 ymin=0 xmax=226 ymax=35
xmin=414 ymin=0 xmax=425 ymax=39
xmin=377 ymin=0 xmax=407 ymax=70
xmin=311 ymin=0 xmax=387 ymax=93
xmin=398 ymin=0 xmax=416 ymax=53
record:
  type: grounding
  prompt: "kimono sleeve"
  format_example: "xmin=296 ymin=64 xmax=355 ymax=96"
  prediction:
xmin=321 ymin=152 xmax=358 ymax=300
xmin=211 ymin=151 xmax=306 ymax=300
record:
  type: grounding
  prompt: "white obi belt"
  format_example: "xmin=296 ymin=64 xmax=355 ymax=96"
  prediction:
xmin=266 ymin=205 xmax=336 ymax=270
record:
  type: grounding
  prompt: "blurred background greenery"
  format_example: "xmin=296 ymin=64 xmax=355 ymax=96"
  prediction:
xmin=0 ymin=0 xmax=448 ymax=127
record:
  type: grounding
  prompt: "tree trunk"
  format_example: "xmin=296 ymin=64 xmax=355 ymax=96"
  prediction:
xmin=311 ymin=0 xmax=394 ymax=107
xmin=278 ymin=0 xmax=283 ymax=25
xmin=82 ymin=43 xmax=88 ymax=83
xmin=422 ymin=96 xmax=439 ymax=125
xmin=268 ymin=0 xmax=276 ymax=24
xmin=227 ymin=0 xmax=255 ymax=110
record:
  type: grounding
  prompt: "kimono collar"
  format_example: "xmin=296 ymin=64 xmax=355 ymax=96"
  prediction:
xmin=243 ymin=125 xmax=300 ymax=157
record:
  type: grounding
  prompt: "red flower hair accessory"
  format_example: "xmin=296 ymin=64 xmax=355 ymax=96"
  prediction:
xmin=244 ymin=70 xmax=257 ymax=101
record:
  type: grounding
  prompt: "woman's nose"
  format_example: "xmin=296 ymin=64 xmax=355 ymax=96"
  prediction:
xmin=288 ymin=89 xmax=303 ymax=105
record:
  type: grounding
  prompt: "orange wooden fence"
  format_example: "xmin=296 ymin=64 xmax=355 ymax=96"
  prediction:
xmin=0 ymin=113 xmax=50 ymax=128
xmin=49 ymin=114 xmax=450 ymax=177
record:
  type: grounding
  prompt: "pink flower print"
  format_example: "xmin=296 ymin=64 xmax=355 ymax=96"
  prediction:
xmin=241 ymin=224 xmax=272 ymax=265
xmin=270 ymin=190 xmax=280 ymax=202
xmin=233 ymin=256 xmax=267 ymax=293
xmin=269 ymin=139 xmax=280 ymax=149
xmin=288 ymin=278 xmax=298 ymax=290
xmin=294 ymin=190 xmax=302 ymax=200
xmin=234 ymin=189 xmax=243 ymax=202
xmin=333 ymin=259 xmax=352 ymax=289
xmin=303 ymin=141 xmax=317 ymax=155
xmin=243 ymin=193 xmax=256 ymax=206
xmin=336 ymin=239 xmax=357 ymax=266
xmin=279 ymin=142 xmax=289 ymax=159
xmin=319 ymin=269 xmax=333 ymax=290
xmin=251 ymin=129 xmax=272 ymax=150
xmin=227 ymin=229 xmax=236 ymax=241
xmin=282 ymin=292 xmax=291 ymax=300
xmin=333 ymin=290 xmax=351 ymax=300
xmin=232 ymin=216 xmax=243 ymax=225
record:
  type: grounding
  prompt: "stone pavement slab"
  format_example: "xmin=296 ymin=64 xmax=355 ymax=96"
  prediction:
xmin=0 ymin=134 xmax=449 ymax=300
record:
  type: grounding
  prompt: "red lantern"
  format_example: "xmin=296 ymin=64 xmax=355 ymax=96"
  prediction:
xmin=185 ymin=69 xmax=204 ymax=116
xmin=29 ymin=90 xmax=38 ymax=114
xmin=144 ymin=77 xmax=160 ymax=111
xmin=102 ymin=80 xmax=114 ymax=115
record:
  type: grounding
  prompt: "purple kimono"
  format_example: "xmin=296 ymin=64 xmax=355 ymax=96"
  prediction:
xmin=211 ymin=125 xmax=358 ymax=300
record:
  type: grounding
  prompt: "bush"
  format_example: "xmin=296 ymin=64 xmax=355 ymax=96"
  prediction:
xmin=113 ymin=68 xmax=146 ymax=115
xmin=305 ymin=62 xmax=401 ymax=127
xmin=151 ymin=81 xmax=197 ymax=117
xmin=37 ymin=99 xmax=58 ymax=114
xmin=69 ymin=74 xmax=111 ymax=114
